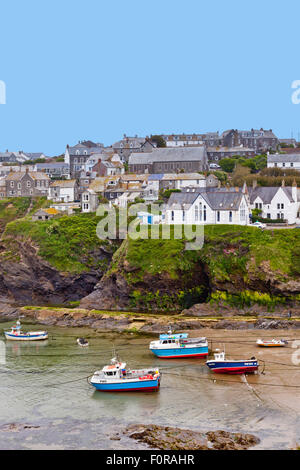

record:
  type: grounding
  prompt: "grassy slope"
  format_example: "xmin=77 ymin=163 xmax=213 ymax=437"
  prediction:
xmin=0 ymin=197 xmax=51 ymax=233
xmin=122 ymin=225 xmax=300 ymax=282
xmin=105 ymin=225 xmax=300 ymax=309
xmin=3 ymin=212 xmax=118 ymax=273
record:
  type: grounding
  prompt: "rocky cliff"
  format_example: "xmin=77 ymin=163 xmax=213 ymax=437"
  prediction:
xmin=81 ymin=226 xmax=300 ymax=312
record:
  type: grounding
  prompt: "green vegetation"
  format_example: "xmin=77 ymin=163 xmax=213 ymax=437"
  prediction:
xmin=3 ymin=212 xmax=118 ymax=273
xmin=0 ymin=197 xmax=50 ymax=233
xmin=150 ymin=135 xmax=166 ymax=147
xmin=218 ymin=154 xmax=267 ymax=174
xmin=160 ymin=188 xmax=181 ymax=200
xmin=210 ymin=290 xmax=286 ymax=310
xmin=105 ymin=224 xmax=300 ymax=311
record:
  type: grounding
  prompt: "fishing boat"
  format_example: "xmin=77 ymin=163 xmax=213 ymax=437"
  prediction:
xmin=90 ymin=357 xmax=161 ymax=392
xmin=149 ymin=329 xmax=208 ymax=359
xmin=206 ymin=350 xmax=259 ymax=375
xmin=4 ymin=320 xmax=48 ymax=341
xmin=256 ymin=338 xmax=288 ymax=347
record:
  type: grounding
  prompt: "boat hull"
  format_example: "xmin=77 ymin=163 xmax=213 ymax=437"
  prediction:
xmin=91 ymin=378 xmax=160 ymax=392
xmin=4 ymin=332 xmax=48 ymax=341
xmin=206 ymin=360 xmax=258 ymax=375
xmin=150 ymin=346 xmax=208 ymax=359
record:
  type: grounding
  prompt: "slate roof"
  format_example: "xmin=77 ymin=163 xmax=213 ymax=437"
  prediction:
xmin=6 ymin=171 xmax=50 ymax=181
xmin=50 ymin=179 xmax=77 ymax=188
xmin=36 ymin=163 xmax=69 ymax=169
xmin=129 ymin=147 xmax=207 ymax=164
xmin=248 ymin=186 xmax=296 ymax=204
xmin=268 ymin=154 xmax=300 ymax=162
xmin=167 ymin=188 xmax=245 ymax=210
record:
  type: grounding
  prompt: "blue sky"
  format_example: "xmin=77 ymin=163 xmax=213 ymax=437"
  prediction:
xmin=1 ymin=0 xmax=300 ymax=155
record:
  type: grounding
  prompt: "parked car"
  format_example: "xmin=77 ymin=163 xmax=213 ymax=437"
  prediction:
xmin=209 ymin=163 xmax=221 ymax=169
xmin=252 ymin=221 xmax=267 ymax=229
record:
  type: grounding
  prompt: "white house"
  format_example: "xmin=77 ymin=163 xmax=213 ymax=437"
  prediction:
xmin=267 ymin=153 xmax=300 ymax=170
xmin=164 ymin=186 xmax=250 ymax=225
xmin=248 ymin=181 xmax=300 ymax=224
xmin=48 ymin=180 xmax=78 ymax=203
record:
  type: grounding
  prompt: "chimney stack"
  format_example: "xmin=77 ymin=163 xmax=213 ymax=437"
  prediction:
xmin=292 ymin=179 xmax=297 ymax=202
xmin=252 ymin=180 xmax=257 ymax=189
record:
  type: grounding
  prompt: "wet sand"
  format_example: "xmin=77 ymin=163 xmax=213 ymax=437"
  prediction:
xmin=193 ymin=328 xmax=300 ymax=414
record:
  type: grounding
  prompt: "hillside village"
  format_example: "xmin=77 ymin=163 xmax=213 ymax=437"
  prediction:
xmin=1 ymin=129 xmax=300 ymax=226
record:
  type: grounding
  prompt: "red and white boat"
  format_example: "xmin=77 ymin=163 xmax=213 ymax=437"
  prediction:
xmin=256 ymin=339 xmax=288 ymax=347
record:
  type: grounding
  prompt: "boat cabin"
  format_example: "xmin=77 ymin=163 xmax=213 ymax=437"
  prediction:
xmin=214 ymin=351 xmax=225 ymax=361
xmin=102 ymin=362 xmax=126 ymax=377
xmin=159 ymin=333 xmax=188 ymax=341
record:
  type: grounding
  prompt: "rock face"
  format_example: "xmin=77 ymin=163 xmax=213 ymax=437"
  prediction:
xmin=123 ymin=424 xmax=260 ymax=450
xmin=0 ymin=241 xmax=111 ymax=305
xmin=80 ymin=273 xmax=131 ymax=311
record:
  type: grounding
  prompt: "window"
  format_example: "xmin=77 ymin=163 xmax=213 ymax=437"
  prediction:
xmin=217 ymin=211 xmax=220 ymax=222
xmin=229 ymin=211 xmax=232 ymax=223
xmin=267 ymin=213 xmax=271 ymax=219
xmin=291 ymin=162 xmax=294 ymax=167
xmin=281 ymin=204 xmax=284 ymax=209
xmin=203 ymin=205 xmax=206 ymax=222
xmin=10 ymin=181 xmax=14 ymax=187
xmin=240 ymin=203 xmax=246 ymax=221
xmin=282 ymin=162 xmax=285 ymax=167
xmin=171 ymin=211 xmax=174 ymax=221
xmin=277 ymin=203 xmax=280 ymax=209
xmin=182 ymin=210 xmax=185 ymax=222
xmin=27 ymin=181 xmax=31 ymax=188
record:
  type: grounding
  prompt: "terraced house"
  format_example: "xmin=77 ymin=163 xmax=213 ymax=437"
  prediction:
xmin=65 ymin=141 xmax=104 ymax=177
xmin=5 ymin=169 xmax=50 ymax=197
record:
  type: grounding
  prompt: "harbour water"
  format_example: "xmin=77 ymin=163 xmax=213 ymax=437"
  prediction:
xmin=0 ymin=319 xmax=299 ymax=449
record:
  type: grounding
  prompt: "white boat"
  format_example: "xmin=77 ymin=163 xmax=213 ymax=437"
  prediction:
xmin=90 ymin=357 xmax=161 ymax=392
xmin=149 ymin=329 xmax=208 ymax=358
xmin=256 ymin=338 xmax=288 ymax=347
xmin=4 ymin=320 xmax=48 ymax=341
xmin=77 ymin=337 xmax=89 ymax=347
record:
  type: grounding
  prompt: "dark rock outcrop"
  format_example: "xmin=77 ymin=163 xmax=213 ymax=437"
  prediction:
xmin=123 ymin=424 xmax=260 ymax=450
xmin=0 ymin=241 xmax=111 ymax=305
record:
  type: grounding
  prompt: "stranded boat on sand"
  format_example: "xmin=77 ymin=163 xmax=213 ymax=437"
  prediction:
xmin=90 ymin=357 xmax=161 ymax=392
xmin=149 ymin=330 xmax=208 ymax=359
xmin=256 ymin=339 xmax=288 ymax=347
xmin=4 ymin=321 xmax=48 ymax=341
xmin=206 ymin=350 xmax=259 ymax=375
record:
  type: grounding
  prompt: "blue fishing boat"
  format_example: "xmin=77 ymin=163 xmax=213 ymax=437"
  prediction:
xmin=4 ymin=320 xmax=48 ymax=341
xmin=149 ymin=330 xmax=208 ymax=359
xmin=90 ymin=357 xmax=161 ymax=392
xmin=206 ymin=350 xmax=259 ymax=375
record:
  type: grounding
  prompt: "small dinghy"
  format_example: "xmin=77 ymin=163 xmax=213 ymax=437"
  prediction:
xmin=149 ymin=328 xmax=208 ymax=359
xmin=90 ymin=357 xmax=161 ymax=392
xmin=77 ymin=338 xmax=89 ymax=347
xmin=256 ymin=339 xmax=288 ymax=347
xmin=4 ymin=320 xmax=48 ymax=341
xmin=206 ymin=350 xmax=259 ymax=375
